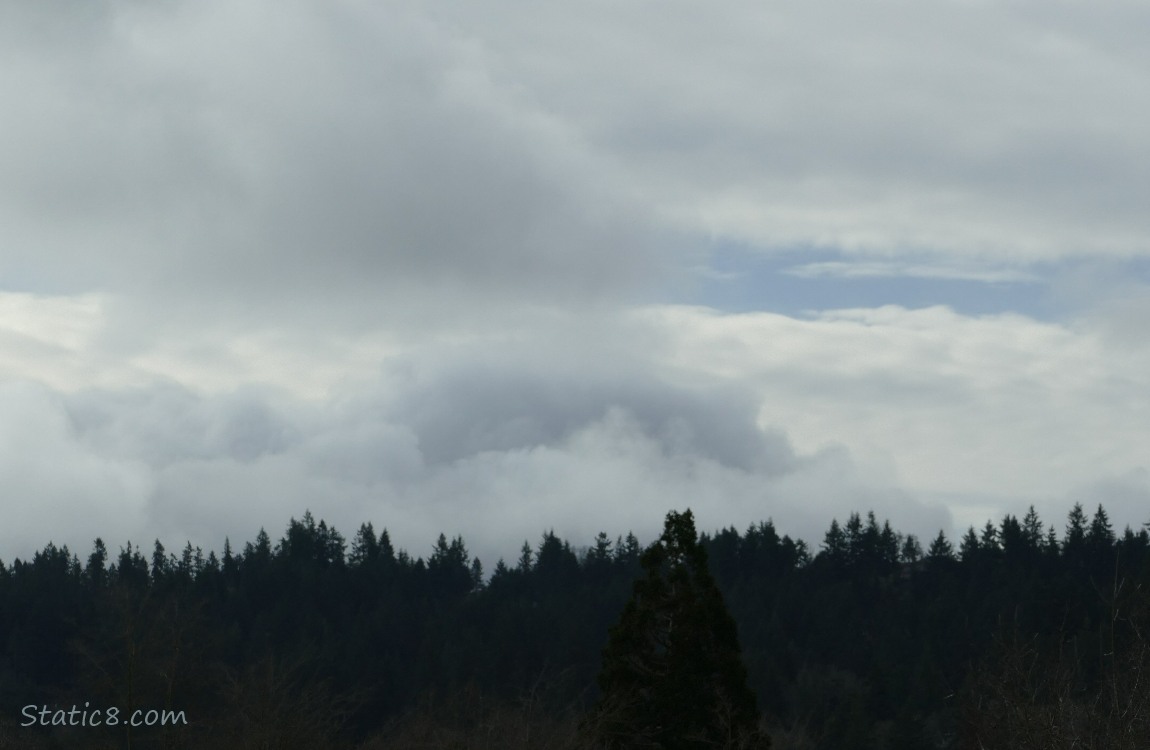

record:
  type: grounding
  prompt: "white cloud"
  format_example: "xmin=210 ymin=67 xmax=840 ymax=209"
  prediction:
xmin=0 ymin=0 xmax=1146 ymax=566
xmin=638 ymin=303 xmax=1150 ymax=531
xmin=0 ymin=297 xmax=1144 ymax=564
xmin=0 ymin=382 xmax=152 ymax=558
xmin=783 ymin=261 xmax=1042 ymax=284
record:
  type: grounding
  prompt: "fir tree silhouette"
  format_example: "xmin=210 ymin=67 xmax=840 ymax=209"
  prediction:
xmin=595 ymin=509 xmax=769 ymax=749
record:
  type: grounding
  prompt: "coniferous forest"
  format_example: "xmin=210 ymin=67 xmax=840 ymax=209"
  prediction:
xmin=1 ymin=502 xmax=1149 ymax=748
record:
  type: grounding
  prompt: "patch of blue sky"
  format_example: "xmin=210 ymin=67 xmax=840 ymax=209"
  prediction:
xmin=673 ymin=242 xmax=1130 ymax=321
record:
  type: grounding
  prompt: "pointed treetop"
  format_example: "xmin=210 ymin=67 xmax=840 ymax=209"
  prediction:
xmin=596 ymin=508 xmax=769 ymax=748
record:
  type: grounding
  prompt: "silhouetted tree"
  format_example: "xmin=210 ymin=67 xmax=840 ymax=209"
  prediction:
xmin=821 ymin=519 xmax=848 ymax=567
xmin=517 ymin=541 xmax=534 ymax=573
xmin=1064 ymin=503 xmax=1088 ymax=563
xmin=1087 ymin=503 xmax=1115 ymax=570
xmin=1021 ymin=505 xmax=1044 ymax=548
xmin=349 ymin=523 xmax=381 ymax=566
xmin=878 ymin=519 xmax=900 ymax=571
xmin=959 ymin=527 xmax=980 ymax=562
xmin=596 ymin=509 xmax=769 ymax=748
xmin=845 ymin=512 xmax=865 ymax=567
xmin=999 ymin=514 xmax=1026 ymax=561
xmin=900 ymin=534 xmax=923 ymax=564
xmin=86 ymin=538 xmax=108 ymax=589
xmin=926 ymin=530 xmax=954 ymax=561
xmin=979 ymin=521 xmax=1000 ymax=554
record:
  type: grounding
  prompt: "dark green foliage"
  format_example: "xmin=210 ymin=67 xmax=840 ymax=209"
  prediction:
xmin=86 ymin=538 xmax=108 ymax=589
xmin=428 ymin=534 xmax=474 ymax=597
xmin=900 ymin=534 xmax=922 ymax=564
xmin=979 ymin=521 xmax=999 ymax=553
xmin=1021 ymin=505 xmax=1043 ymax=547
xmin=4 ymin=502 xmax=1150 ymax=748
xmin=998 ymin=514 xmax=1025 ymax=559
xmin=116 ymin=542 xmax=150 ymax=589
xmin=926 ymin=530 xmax=954 ymax=561
xmin=821 ymin=518 xmax=848 ymax=566
xmin=596 ymin=509 xmax=769 ymax=749
xmin=1064 ymin=502 xmax=1088 ymax=561
xmin=959 ymin=526 xmax=980 ymax=561
xmin=1087 ymin=503 xmax=1115 ymax=566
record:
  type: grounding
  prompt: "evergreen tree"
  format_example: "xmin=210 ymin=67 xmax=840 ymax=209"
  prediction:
xmin=999 ymin=514 xmax=1026 ymax=559
xmin=927 ymin=530 xmax=954 ymax=561
xmin=428 ymin=534 xmax=473 ymax=596
xmin=86 ymin=538 xmax=108 ymax=589
xmin=900 ymin=534 xmax=923 ymax=564
xmin=469 ymin=557 xmax=484 ymax=591
xmin=821 ymin=519 xmax=848 ymax=566
xmin=585 ymin=532 xmax=614 ymax=569
xmin=516 ymin=541 xmax=534 ymax=573
xmin=151 ymin=539 xmax=169 ymax=583
xmin=979 ymin=521 xmax=1000 ymax=553
xmin=959 ymin=527 xmax=980 ymax=562
xmin=176 ymin=542 xmax=197 ymax=582
xmin=782 ymin=536 xmax=810 ymax=569
xmin=1119 ymin=526 xmax=1150 ymax=569
xmin=245 ymin=528 xmax=273 ymax=566
xmin=616 ymin=532 xmax=642 ymax=565
xmin=1064 ymin=503 xmax=1088 ymax=560
xmin=878 ymin=519 xmax=900 ymax=570
xmin=845 ymin=512 xmax=864 ymax=566
xmin=1087 ymin=504 xmax=1115 ymax=549
xmin=1086 ymin=504 xmax=1116 ymax=571
xmin=116 ymin=543 xmax=149 ymax=589
xmin=1021 ymin=505 xmax=1044 ymax=548
xmin=349 ymin=522 xmax=380 ymax=566
xmin=536 ymin=531 xmax=579 ymax=587
xmin=222 ymin=537 xmax=238 ymax=581
xmin=378 ymin=527 xmax=395 ymax=562
xmin=596 ymin=509 xmax=769 ymax=748
xmin=317 ymin=519 xmax=346 ymax=567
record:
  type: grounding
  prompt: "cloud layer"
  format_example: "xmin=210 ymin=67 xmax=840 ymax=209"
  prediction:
xmin=0 ymin=1 xmax=1147 ymax=565
xmin=2 ymin=298 xmax=1147 ymax=567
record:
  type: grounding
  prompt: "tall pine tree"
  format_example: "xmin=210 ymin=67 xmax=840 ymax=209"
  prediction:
xmin=596 ymin=509 xmax=769 ymax=748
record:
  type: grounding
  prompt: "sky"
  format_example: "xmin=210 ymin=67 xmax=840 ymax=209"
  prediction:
xmin=1 ymin=0 xmax=1149 ymax=568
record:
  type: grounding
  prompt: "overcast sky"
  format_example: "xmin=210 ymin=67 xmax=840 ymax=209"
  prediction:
xmin=2 ymin=0 xmax=1149 ymax=568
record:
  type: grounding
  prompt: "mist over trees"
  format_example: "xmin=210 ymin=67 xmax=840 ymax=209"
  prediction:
xmin=0 ymin=502 xmax=1148 ymax=748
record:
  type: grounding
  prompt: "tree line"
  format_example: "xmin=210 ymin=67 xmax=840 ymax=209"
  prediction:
xmin=0 ymin=502 xmax=1147 ymax=748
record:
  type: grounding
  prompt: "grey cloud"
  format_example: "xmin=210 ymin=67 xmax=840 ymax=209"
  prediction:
xmin=0 ymin=333 xmax=935 ymax=568
xmin=385 ymin=359 xmax=794 ymax=474
xmin=1065 ymin=470 xmax=1150 ymax=531
xmin=440 ymin=1 xmax=1150 ymax=262
xmin=65 ymin=383 xmax=299 ymax=467
xmin=0 ymin=0 xmax=665 ymax=335
xmin=4 ymin=0 xmax=1149 ymax=339
xmin=6 ymin=0 xmax=1148 ymax=571
xmin=0 ymin=381 xmax=151 ymax=559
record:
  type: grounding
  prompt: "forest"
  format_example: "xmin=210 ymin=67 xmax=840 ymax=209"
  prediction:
xmin=0 ymin=501 xmax=1148 ymax=749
